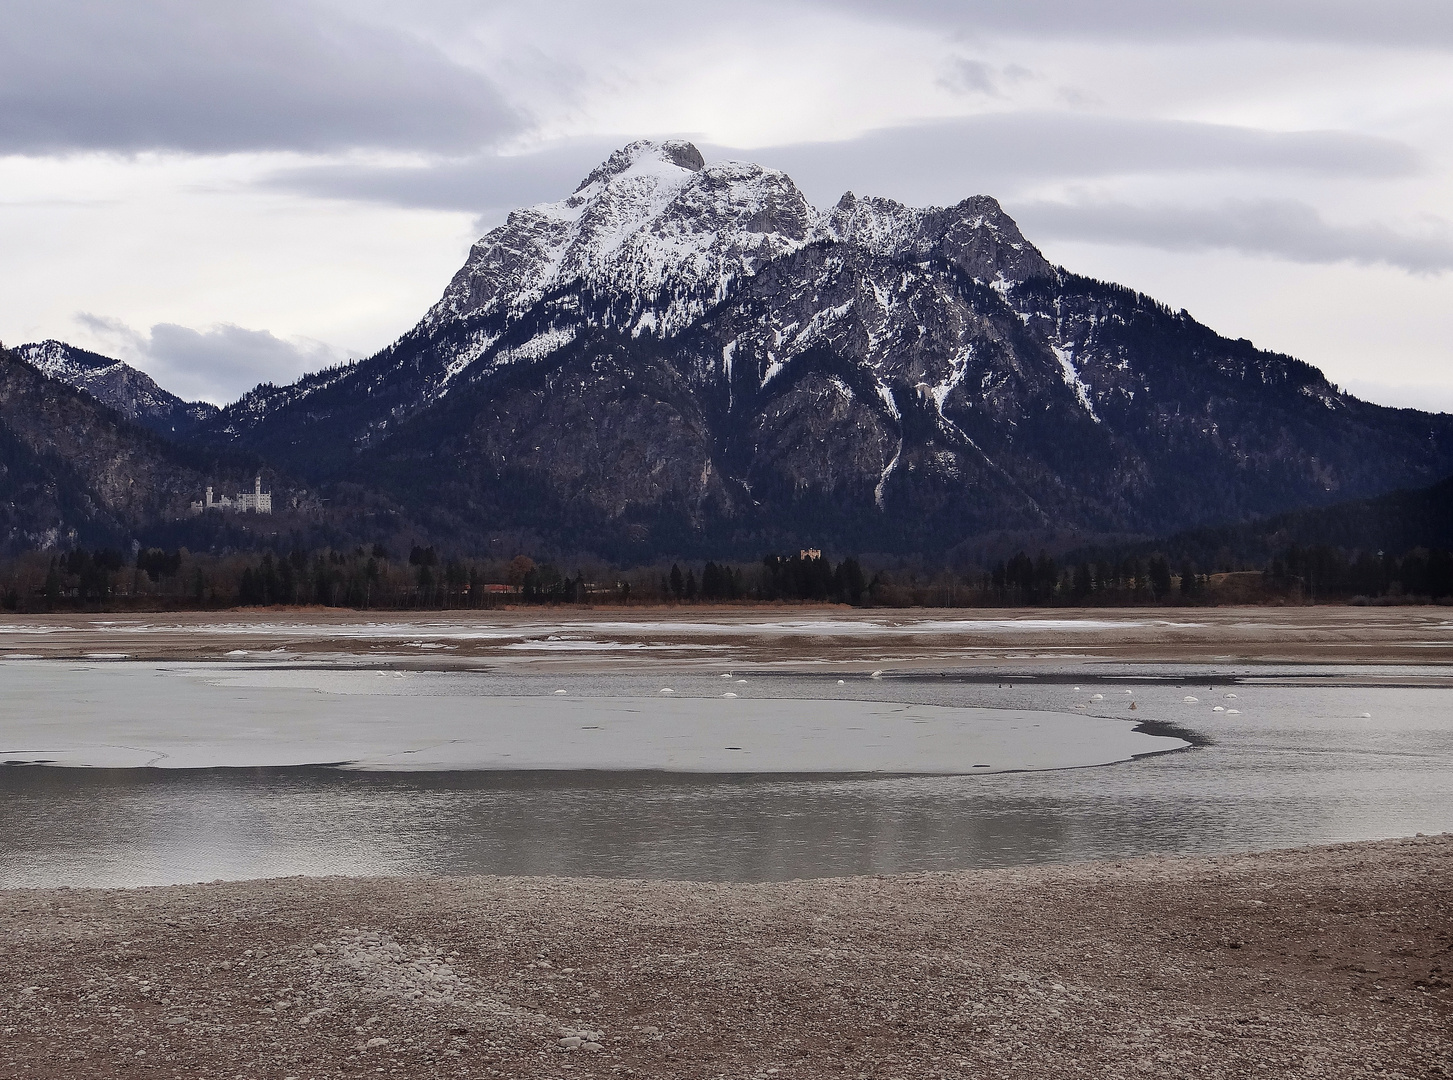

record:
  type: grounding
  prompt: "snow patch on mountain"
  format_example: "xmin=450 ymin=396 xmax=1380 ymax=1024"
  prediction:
xmin=489 ymin=326 xmax=578 ymax=371
xmin=1052 ymin=344 xmax=1100 ymax=423
xmin=875 ymin=438 xmax=903 ymax=509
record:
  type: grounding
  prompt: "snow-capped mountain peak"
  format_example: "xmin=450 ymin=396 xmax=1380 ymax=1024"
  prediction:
xmin=568 ymin=138 xmax=705 ymax=199
xmin=427 ymin=140 xmax=817 ymax=339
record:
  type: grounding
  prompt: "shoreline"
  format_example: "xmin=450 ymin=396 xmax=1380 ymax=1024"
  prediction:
xmin=2 ymin=605 xmax=1452 ymax=668
xmin=2 ymin=836 xmax=1448 ymax=1078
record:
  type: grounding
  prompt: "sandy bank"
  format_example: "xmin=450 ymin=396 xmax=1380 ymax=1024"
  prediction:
xmin=2 ymin=836 xmax=1448 ymax=1078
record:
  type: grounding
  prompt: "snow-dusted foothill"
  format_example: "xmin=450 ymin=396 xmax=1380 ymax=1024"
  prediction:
xmin=14 ymin=340 xmax=218 ymax=437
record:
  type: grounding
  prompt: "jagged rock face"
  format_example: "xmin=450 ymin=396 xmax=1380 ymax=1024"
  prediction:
xmin=194 ymin=140 xmax=1453 ymax=557
xmin=15 ymin=341 xmax=218 ymax=437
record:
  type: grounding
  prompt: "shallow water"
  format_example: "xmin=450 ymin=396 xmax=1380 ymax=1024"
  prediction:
xmin=1 ymin=665 xmax=1449 ymax=887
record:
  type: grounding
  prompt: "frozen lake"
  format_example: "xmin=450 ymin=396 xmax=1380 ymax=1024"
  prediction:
xmin=2 ymin=654 xmax=1451 ymax=887
xmin=0 ymin=661 xmax=1180 ymax=772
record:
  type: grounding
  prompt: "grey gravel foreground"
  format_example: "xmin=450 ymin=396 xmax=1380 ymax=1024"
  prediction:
xmin=2 ymin=836 xmax=1449 ymax=1079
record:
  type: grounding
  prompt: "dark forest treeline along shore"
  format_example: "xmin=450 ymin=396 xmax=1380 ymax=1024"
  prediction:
xmin=3 ymin=539 xmax=1449 ymax=613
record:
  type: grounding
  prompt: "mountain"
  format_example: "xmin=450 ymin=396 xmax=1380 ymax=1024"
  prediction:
xmin=128 ymin=141 xmax=1453 ymax=556
xmin=0 ymin=346 xmax=349 ymax=555
xmin=14 ymin=340 xmax=218 ymax=438
xmin=1090 ymin=472 xmax=1453 ymax=572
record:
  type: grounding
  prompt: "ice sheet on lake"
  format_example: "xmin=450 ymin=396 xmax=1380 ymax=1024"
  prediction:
xmin=0 ymin=662 xmax=1184 ymax=774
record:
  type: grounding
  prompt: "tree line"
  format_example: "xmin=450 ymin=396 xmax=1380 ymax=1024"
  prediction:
xmin=1265 ymin=544 xmax=1452 ymax=602
xmin=2 ymin=540 xmax=1449 ymax=613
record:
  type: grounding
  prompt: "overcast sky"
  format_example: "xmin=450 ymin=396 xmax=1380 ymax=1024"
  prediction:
xmin=1 ymin=1 xmax=1450 ymax=408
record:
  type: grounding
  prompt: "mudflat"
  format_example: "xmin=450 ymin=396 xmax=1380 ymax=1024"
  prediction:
xmin=2 ymin=605 xmax=1452 ymax=669
xmin=1 ymin=836 xmax=1448 ymax=1079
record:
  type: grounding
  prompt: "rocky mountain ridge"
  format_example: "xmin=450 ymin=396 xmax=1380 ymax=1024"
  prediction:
xmin=14 ymin=340 xmax=219 ymax=437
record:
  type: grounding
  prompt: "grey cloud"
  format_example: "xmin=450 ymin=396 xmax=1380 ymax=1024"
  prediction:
xmin=269 ymin=137 xmax=626 ymax=217
xmin=77 ymin=315 xmax=346 ymax=404
xmin=804 ymin=1 xmax=1453 ymax=47
xmin=0 ymin=1 xmax=518 ymax=154
xmin=938 ymin=59 xmax=1035 ymax=97
xmin=1015 ymin=199 xmax=1453 ymax=273
xmin=739 ymin=115 xmax=1421 ymax=209
xmin=941 ymin=59 xmax=1001 ymax=96
xmin=265 ymin=115 xmax=1419 ymax=220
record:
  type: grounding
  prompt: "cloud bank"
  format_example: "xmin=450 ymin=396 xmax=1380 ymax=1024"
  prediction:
xmin=1016 ymin=199 xmax=1453 ymax=274
xmin=811 ymin=0 xmax=1453 ymax=47
xmin=0 ymin=0 xmax=518 ymax=154
xmin=76 ymin=315 xmax=347 ymax=404
xmin=267 ymin=115 xmax=1419 ymax=214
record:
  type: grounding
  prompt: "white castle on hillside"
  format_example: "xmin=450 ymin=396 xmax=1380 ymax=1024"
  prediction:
xmin=191 ymin=475 xmax=272 ymax=514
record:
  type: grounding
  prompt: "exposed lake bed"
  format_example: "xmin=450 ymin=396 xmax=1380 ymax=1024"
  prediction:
xmin=3 ymin=604 xmax=1453 ymax=668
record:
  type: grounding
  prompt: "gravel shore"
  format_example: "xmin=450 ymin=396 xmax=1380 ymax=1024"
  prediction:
xmin=2 ymin=836 xmax=1448 ymax=1079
